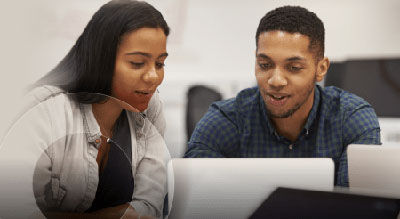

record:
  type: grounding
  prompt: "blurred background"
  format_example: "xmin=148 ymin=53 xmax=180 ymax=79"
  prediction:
xmin=1 ymin=0 xmax=399 ymax=157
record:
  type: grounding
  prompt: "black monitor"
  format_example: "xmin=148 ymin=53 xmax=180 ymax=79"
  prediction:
xmin=325 ymin=58 xmax=400 ymax=118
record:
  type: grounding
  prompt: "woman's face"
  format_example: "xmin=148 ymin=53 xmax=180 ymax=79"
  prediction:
xmin=112 ymin=28 xmax=167 ymax=112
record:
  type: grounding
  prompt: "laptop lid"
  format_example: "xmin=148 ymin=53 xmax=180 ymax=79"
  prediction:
xmin=249 ymin=187 xmax=400 ymax=219
xmin=348 ymin=144 xmax=400 ymax=198
xmin=168 ymin=158 xmax=334 ymax=219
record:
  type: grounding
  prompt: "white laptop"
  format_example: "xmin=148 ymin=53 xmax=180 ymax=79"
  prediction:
xmin=167 ymin=158 xmax=334 ymax=219
xmin=348 ymin=144 xmax=400 ymax=198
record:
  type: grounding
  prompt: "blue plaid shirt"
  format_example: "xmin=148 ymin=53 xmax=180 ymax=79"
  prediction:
xmin=185 ymin=85 xmax=381 ymax=186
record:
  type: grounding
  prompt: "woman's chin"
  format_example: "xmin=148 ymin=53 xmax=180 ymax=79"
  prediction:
xmin=128 ymin=103 xmax=148 ymax=113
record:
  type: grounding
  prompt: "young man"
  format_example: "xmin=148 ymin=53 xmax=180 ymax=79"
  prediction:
xmin=184 ymin=6 xmax=381 ymax=187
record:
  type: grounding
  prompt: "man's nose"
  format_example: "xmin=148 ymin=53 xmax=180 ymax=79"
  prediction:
xmin=268 ymin=68 xmax=287 ymax=88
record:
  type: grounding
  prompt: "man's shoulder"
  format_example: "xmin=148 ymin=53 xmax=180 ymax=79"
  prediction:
xmin=320 ymin=86 xmax=376 ymax=120
xmin=214 ymin=86 xmax=259 ymax=110
xmin=213 ymin=86 xmax=259 ymax=115
xmin=186 ymin=87 xmax=259 ymax=158
xmin=321 ymin=86 xmax=372 ymax=110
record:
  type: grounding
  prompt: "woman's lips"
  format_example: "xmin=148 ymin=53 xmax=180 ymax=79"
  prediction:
xmin=133 ymin=90 xmax=155 ymax=99
xmin=135 ymin=90 xmax=153 ymax=94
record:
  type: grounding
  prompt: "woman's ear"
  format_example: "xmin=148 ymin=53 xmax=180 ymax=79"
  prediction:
xmin=316 ymin=57 xmax=330 ymax=82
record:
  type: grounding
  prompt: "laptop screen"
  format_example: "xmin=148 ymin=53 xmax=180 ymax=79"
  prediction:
xmin=348 ymin=144 xmax=400 ymax=198
xmin=168 ymin=158 xmax=334 ymax=219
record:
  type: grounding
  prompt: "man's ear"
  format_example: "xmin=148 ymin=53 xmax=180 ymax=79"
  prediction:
xmin=316 ymin=57 xmax=330 ymax=82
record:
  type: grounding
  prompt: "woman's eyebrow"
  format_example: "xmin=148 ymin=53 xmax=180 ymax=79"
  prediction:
xmin=124 ymin=52 xmax=169 ymax=59
xmin=125 ymin=52 xmax=151 ymax=57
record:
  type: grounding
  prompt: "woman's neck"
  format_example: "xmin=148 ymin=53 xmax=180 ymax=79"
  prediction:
xmin=92 ymin=100 xmax=123 ymax=137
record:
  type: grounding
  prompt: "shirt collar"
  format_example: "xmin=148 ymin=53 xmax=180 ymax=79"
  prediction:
xmin=304 ymin=85 xmax=321 ymax=131
xmin=259 ymin=90 xmax=278 ymax=137
xmin=259 ymin=85 xmax=321 ymax=137
xmin=80 ymin=103 xmax=102 ymax=144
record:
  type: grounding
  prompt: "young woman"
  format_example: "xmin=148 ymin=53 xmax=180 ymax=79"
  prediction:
xmin=0 ymin=0 xmax=171 ymax=218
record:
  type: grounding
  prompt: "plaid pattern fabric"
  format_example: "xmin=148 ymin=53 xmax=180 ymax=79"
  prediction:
xmin=185 ymin=85 xmax=381 ymax=186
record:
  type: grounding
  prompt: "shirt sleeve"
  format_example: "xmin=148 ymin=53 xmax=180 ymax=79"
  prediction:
xmin=145 ymin=92 xmax=166 ymax=137
xmin=336 ymin=104 xmax=381 ymax=187
xmin=130 ymin=121 xmax=170 ymax=219
xmin=184 ymin=103 xmax=240 ymax=158
xmin=0 ymin=99 xmax=53 ymax=219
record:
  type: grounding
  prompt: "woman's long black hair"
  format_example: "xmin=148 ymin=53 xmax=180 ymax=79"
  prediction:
xmin=34 ymin=0 xmax=169 ymax=103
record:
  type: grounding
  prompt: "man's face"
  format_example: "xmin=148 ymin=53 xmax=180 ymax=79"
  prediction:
xmin=255 ymin=30 xmax=326 ymax=118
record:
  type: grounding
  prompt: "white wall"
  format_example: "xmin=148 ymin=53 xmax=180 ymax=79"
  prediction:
xmin=1 ymin=0 xmax=399 ymax=155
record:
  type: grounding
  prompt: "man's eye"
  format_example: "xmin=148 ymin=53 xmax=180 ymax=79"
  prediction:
xmin=156 ymin=62 xmax=165 ymax=69
xmin=130 ymin=62 xmax=144 ymax=68
xmin=259 ymin=63 xmax=272 ymax=69
xmin=289 ymin=66 xmax=302 ymax=72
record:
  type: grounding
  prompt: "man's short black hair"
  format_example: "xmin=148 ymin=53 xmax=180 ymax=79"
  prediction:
xmin=256 ymin=6 xmax=325 ymax=60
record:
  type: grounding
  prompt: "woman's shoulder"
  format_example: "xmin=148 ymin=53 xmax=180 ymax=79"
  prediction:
xmin=3 ymin=85 xmax=84 ymax=148
xmin=24 ymin=85 xmax=82 ymax=108
xmin=18 ymin=85 xmax=79 ymax=120
xmin=25 ymin=85 xmax=67 ymax=103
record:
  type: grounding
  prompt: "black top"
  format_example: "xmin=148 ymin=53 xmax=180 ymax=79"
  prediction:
xmin=87 ymin=110 xmax=134 ymax=212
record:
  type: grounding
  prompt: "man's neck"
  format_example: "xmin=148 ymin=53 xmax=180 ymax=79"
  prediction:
xmin=271 ymin=91 xmax=315 ymax=142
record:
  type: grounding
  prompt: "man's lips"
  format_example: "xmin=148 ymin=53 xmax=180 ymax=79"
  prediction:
xmin=267 ymin=92 xmax=290 ymax=99
xmin=266 ymin=92 xmax=291 ymax=106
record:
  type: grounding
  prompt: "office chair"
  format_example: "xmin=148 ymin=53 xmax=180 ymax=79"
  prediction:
xmin=185 ymin=85 xmax=222 ymax=142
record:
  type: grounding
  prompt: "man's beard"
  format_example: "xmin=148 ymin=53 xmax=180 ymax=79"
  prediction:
xmin=266 ymin=76 xmax=316 ymax=118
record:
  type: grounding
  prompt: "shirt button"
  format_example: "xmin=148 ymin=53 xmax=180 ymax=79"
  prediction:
xmin=137 ymin=118 xmax=144 ymax=126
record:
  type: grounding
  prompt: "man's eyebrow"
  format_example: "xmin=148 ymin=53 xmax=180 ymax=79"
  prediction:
xmin=124 ymin=52 xmax=169 ymax=59
xmin=256 ymin=54 xmax=271 ymax=60
xmin=256 ymin=54 xmax=306 ymax=62
xmin=158 ymin=53 xmax=168 ymax=58
xmin=286 ymin=56 xmax=306 ymax=62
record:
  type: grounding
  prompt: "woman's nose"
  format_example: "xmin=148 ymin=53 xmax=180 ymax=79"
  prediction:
xmin=143 ymin=66 xmax=159 ymax=84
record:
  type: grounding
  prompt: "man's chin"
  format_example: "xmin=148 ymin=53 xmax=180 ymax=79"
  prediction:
xmin=267 ymin=107 xmax=297 ymax=118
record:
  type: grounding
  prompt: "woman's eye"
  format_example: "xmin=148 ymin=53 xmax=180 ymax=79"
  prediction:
xmin=130 ymin=62 xmax=144 ymax=68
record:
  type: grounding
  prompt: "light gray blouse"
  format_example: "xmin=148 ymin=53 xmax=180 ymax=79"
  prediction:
xmin=0 ymin=85 xmax=171 ymax=219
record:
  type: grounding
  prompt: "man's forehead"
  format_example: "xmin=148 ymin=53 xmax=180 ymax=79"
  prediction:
xmin=267 ymin=30 xmax=304 ymax=38
xmin=259 ymin=30 xmax=310 ymax=44
xmin=257 ymin=30 xmax=313 ymax=58
xmin=257 ymin=53 xmax=306 ymax=61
